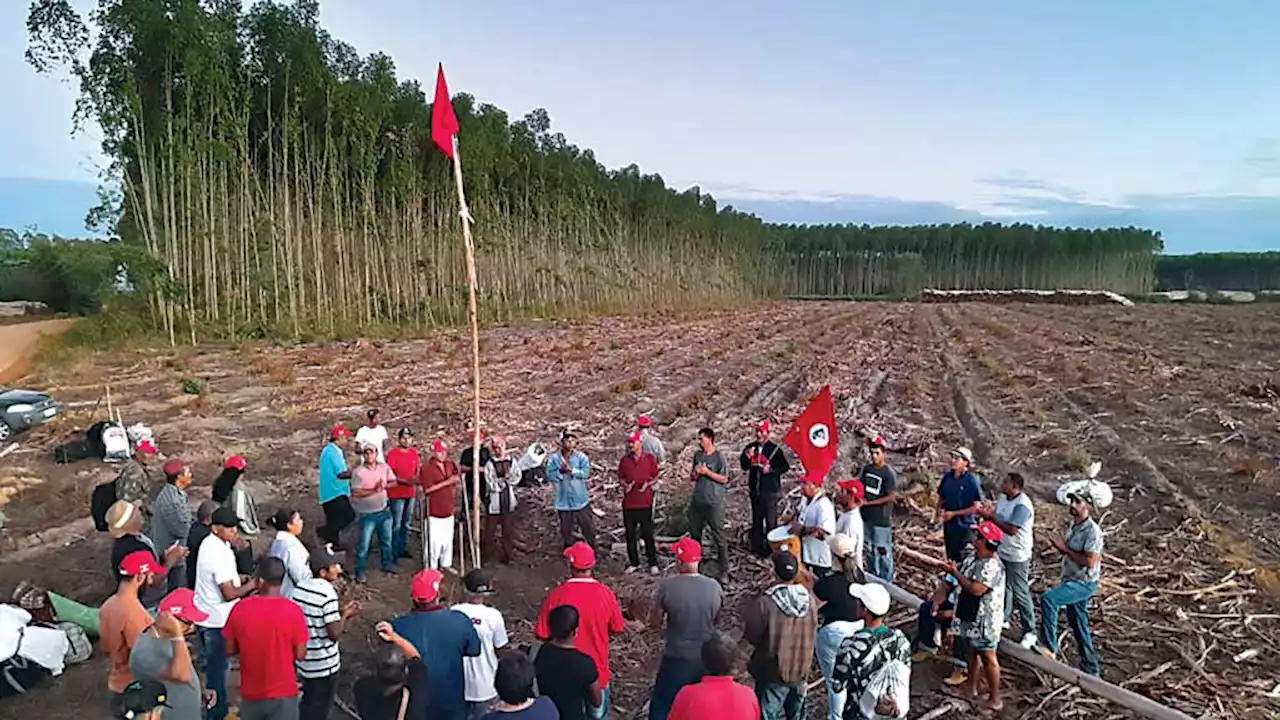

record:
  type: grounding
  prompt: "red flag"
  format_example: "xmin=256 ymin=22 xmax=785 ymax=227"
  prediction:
xmin=783 ymin=385 xmax=840 ymax=482
xmin=432 ymin=63 xmax=460 ymax=160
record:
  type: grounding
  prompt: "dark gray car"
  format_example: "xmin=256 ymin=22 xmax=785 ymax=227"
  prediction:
xmin=0 ymin=387 xmax=59 ymax=441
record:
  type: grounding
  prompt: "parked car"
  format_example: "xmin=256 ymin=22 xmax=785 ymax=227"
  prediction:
xmin=0 ymin=387 xmax=59 ymax=441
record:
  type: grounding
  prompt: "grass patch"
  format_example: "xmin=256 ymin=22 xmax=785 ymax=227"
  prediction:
xmin=1059 ymin=446 xmax=1094 ymax=472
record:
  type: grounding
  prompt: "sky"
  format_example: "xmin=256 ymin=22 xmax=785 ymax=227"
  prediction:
xmin=2 ymin=0 xmax=1278 ymax=253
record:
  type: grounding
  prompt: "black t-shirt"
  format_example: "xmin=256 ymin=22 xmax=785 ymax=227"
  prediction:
xmin=535 ymin=644 xmax=597 ymax=720
xmin=354 ymin=659 xmax=430 ymax=720
xmin=814 ymin=573 xmax=860 ymax=626
xmin=185 ymin=524 xmax=211 ymax=589
xmin=459 ymin=446 xmax=493 ymax=472
xmin=482 ymin=697 xmax=560 ymax=720
xmin=859 ymin=463 xmax=898 ymax=527
xmin=110 ymin=534 xmax=158 ymax=576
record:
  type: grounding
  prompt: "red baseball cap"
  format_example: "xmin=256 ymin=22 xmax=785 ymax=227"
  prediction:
xmin=411 ymin=568 xmax=444 ymax=603
xmin=868 ymin=435 xmax=888 ymax=449
xmin=431 ymin=439 xmax=448 ymax=453
xmin=837 ymin=478 xmax=866 ymax=501
xmin=563 ymin=541 xmax=596 ymax=571
xmin=672 ymin=536 xmax=702 ymax=563
xmin=800 ymin=472 xmax=824 ymax=485
xmin=976 ymin=520 xmax=1004 ymax=545
xmin=158 ymin=588 xmax=210 ymax=624
xmin=636 ymin=416 xmax=653 ymax=428
xmin=162 ymin=459 xmax=188 ymax=477
xmin=135 ymin=439 xmax=158 ymax=454
xmin=224 ymin=455 xmax=247 ymax=471
xmin=119 ymin=550 xmax=159 ymax=577
xmin=627 ymin=431 xmax=642 ymax=444
xmin=757 ymin=419 xmax=772 ymax=433
xmin=331 ymin=426 xmax=353 ymax=440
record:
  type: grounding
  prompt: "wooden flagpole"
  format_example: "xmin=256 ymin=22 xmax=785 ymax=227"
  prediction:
xmin=450 ymin=134 xmax=483 ymax=570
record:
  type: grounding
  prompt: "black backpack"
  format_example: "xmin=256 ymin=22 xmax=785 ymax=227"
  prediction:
xmin=91 ymin=480 xmax=118 ymax=532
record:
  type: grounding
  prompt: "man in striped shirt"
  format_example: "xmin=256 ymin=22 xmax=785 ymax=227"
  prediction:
xmin=292 ymin=545 xmax=359 ymax=720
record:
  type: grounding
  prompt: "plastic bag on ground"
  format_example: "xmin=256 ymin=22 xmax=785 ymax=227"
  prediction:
xmin=101 ymin=424 xmax=130 ymax=462
xmin=1055 ymin=479 xmax=1114 ymax=509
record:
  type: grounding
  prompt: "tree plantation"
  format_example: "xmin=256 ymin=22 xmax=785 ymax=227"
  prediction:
xmin=27 ymin=0 xmax=1171 ymax=344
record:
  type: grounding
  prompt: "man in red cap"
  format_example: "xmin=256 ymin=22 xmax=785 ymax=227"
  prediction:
xmin=740 ymin=419 xmax=791 ymax=558
xmin=115 ymin=438 xmax=162 ymax=528
xmin=151 ymin=459 xmax=195 ymax=593
xmin=618 ymin=431 xmax=660 ymax=574
xmin=419 ymin=439 xmax=463 ymax=571
xmin=648 ymin=537 xmax=723 ymax=720
xmin=130 ymin=588 xmax=213 ymax=719
xmin=636 ymin=415 xmax=667 ymax=464
xmin=834 ymin=479 xmax=865 ymax=565
xmin=318 ymin=426 xmax=356 ymax=547
xmin=101 ymin=550 xmax=159 ymax=697
xmin=391 ymin=568 xmax=481 ymax=720
xmin=535 ymin=542 xmax=631 ymax=720
xmin=942 ymin=520 xmax=1007 ymax=711
xmin=858 ymin=436 xmax=898 ymax=581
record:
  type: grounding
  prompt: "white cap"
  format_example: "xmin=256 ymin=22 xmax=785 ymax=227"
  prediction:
xmin=828 ymin=534 xmax=859 ymax=559
xmin=952 ymin=446 xmax=974 ymax=463
xmin=848 ymin=582 xmax=891 ymax=616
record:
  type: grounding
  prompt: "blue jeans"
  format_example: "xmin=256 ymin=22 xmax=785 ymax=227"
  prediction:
xmin=389 ymin=497 xmax=414 ymax=557
xmin=356 ymin=509 xmax=395 ymax=576
xmin=816 ymin=621 xmax=861 ymax=720
xmin=757 ymin=681 xmax=805 ymax=720
xmin=587 ymin=684 xmax=610 ymax=720
xmin=1039 ymin=579 xmax=1100 ymax=675
xmin=201 ymin=626 xmax=228 ymax=720
xmin=864 ymin=523 xmax=894 ymax=582
xmin=649 ymin=655 xmax=705 ymax=720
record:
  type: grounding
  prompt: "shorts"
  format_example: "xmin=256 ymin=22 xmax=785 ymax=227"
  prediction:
xmin=958 ymin=621 xmax=999 ymax=652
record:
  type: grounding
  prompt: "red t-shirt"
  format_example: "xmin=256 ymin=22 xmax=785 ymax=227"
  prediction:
xmin=618 ymin=452 xmax=659 ymax=510
xmin=534 ymin=577 xmax=626 ymax=686
xmin=419 ymin=458 xmax=459 ymax=518
xmin=670 ymin=676 xmax=760 ymax=720
xmin=222 ymin=595 xmax=308 ymax=701
xmin=386 ymin=446 xmax=422 ymax=500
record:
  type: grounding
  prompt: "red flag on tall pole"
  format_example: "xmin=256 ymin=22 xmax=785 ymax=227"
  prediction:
xmin=783 ymin=385 xmax=840 ymax=482
xmin=432 ymin=63 xmax=460 ymax=159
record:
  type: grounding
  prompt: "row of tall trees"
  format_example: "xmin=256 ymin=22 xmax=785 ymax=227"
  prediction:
xmin=1155 ymin=253 xmax=1280 ymax=292
xmin=781 ymin=223 xmax=1163 ymax=296
xmin=26 ymin=1 xmax=1171 ymax=342
xmin=0 ymin=229 xmax=137 ymax=313
xmin=26 ymin=0 xmax=781 ymax=343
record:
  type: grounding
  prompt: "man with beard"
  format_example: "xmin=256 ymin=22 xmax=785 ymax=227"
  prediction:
xmin=1033 ymin=489 xmax=1104 ymax=676
xmin=740 ymin=419 xmax=790 ymax=558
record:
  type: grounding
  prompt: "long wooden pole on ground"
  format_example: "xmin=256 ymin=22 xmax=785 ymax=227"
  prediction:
xmin=882 ymin=550 xmax=1195 ymax=720
xmin=451 ymin=134 xmax=482 ymax=570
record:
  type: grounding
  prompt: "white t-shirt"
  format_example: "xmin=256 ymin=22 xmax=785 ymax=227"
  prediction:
xmin=995 ymin=492 xmax=1035 ymax=563
xmin=798 ymin=492 xmax=837 ymax=568
xmin=835 ymin=509 xmax=865 ymax=568
xmin=194 ymin=534 xmax=241 ymax=628
xmin=268 ymin=531 xmax=312 ymax=597
xmin=355 ymin=425 xmax=389 ymax=463
xmin=452 ymin=602 xmax=509 ymax=702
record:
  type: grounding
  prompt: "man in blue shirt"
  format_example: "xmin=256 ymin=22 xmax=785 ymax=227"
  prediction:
xmin=937 ymin=447 xmax=983 ymax=562
xmin=547 ymin=432 xmax=595 ymax=549
xmin=391 ymin=569 xmax=482 ymax=720
xmin=318 ymin=426 xmax=355 ymax=548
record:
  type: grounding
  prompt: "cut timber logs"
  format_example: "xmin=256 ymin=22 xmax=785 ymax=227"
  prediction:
xmin=919 ymin=288 xmax=1134 ymax=307
xmin=863 ymin=575 xmax=1196 ymax=720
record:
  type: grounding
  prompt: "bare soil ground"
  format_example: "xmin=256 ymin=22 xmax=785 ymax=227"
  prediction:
xmin=1 ymin=302 xmax=1278 ymax=719
xmin=0 ymin=318 xmax=76 ymax=384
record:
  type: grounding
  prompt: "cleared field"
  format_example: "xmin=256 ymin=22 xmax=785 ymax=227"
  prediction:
xmin=1 ymin=302 xmax=1277 ymax=719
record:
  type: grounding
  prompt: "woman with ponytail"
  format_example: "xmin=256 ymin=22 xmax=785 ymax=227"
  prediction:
xmin=267 ymin=508 xmax=311 ymax=596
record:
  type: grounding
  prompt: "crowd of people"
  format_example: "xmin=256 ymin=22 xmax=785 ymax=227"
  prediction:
xmin=94 ymin=410 xmax=1106 ymax=720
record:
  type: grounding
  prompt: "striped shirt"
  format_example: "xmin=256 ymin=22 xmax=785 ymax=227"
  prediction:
xmin=290 ymin=577 xmax=341 ymax=678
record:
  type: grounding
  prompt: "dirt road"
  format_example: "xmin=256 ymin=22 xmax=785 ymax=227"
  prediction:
xmin=0 ymin=317 xmax=76 ymax=384
xmin=1 ymin=303 xmax=1277 ymax=719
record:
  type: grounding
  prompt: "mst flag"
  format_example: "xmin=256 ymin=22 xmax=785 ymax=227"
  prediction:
xmin=783 ymin=385 xmax=840 ymax=481
xmin=432 ymin=63 xmax=460 ymax=159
